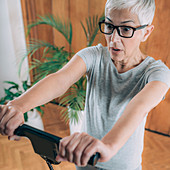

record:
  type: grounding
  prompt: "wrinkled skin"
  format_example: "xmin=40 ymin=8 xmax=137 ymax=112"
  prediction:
xmin=56 ymin=132 xmax=117 ymax=167
xmin=0 ymin=104 xmax=24 ymax=140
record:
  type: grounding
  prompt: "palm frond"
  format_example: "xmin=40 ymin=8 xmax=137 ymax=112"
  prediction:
xmin=81 ymin=14 xmax=105 ymax=46
xmin=60 ymin=111 xmax=69 ymax=124
xmin=27 ymin=15 xmax=72 ymax=45
xmin=18 ymin=39 xmax=70 ymax=80
xmin=59 ymin=85 xmax=86 ymax=112
xmin=68 ymin=108 xmax=79 ymax=125
xmin=60 ymin=105 xmax=83 ymax=125
xmin=30 ymin=59 xmax=69 ymax=82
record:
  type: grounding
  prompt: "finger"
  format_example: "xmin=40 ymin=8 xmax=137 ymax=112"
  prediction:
xmin=0 ymin=106 xmax=15 ymax=125
xmin=59 ymin=133 xmax=81 ymax=162
xmin=4 ymin=113 xmax=24 ymax=136
xmin=56 ymin=155 xmax=67 ymax=162
xmin=0 ymin=106 xmax=14 ymax=135
xmin=81 ymin=139 xmax=100 ymax=166
xmin=0 ymin=105 xmax=8 ymax=121
xmin=73 ymin=134 xmax=93 ymax=166
xmin=0 ymin=107 xmax=16 ymax=135
xmin=0 ymin=107 xmax=16 ymax=133
xmin=65 ymin=133 xmax=82 ymax=162
xmin=0 ymin=105 xmax=2 ymax=115
xmin=8 ymin=135 xmax=21 ymax=141
xmin=59 ymin=135 xmax=72 ymax=158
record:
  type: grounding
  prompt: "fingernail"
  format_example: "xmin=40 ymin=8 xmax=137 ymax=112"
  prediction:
xmin=56 ymin=156 xmax=60 ymax=160
xmin=56 ymin=155 xmax=63 ymax=162
xmin=9 ymin=137 xmax=14 ymax=141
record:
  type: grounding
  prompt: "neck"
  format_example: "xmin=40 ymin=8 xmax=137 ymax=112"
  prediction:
xmin=113 ymin=51 xmax=147 ymax=73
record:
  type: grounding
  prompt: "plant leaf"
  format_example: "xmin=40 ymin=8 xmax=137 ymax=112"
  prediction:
xmin=24 ymin=112 xmax=28 ymax=122
xmin=81 ymin=13 xmax=105 ymax=46
xmin=27 ymin=15 xmax=72 ymax=45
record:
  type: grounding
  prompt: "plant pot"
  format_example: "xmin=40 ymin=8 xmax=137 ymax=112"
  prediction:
xmin=69 ymin=109 xmax=85 ymax=134
xmin=24 ymin=109 xmax=44 ymax=130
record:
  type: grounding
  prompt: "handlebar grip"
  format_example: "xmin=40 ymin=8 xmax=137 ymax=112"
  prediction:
xmin=88 ymin=152 xmax=100 ymax=166
xmin=14 ymin=124 xmax=100 ymax=166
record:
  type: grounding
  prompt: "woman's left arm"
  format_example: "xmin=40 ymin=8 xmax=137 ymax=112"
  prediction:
xmin=101 ymin=81 xmax=169 ymax=157
xmin=56 ymin=81 xmax=169 ymax=166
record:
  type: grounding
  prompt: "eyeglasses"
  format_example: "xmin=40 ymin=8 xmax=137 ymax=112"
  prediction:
xmin=99 ymin=20 xmax=148 ymax=38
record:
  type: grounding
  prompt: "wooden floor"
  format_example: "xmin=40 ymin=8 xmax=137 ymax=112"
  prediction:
xmin=0 ymin=103 xmax=170 ymax=170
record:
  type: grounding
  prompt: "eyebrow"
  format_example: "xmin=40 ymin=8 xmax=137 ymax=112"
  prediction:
xmin=121 ymin=20 xmax=134 ymax=24
xmin=106 ymin=17 xmax=113 ymax=23
xmin=106 ymin=17 xmax=134 ymax=24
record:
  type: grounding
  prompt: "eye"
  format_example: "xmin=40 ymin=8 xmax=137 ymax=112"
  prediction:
xmin=122 ymin=27 xmax=132 ymax=32
xmin=119 ymin=26 xmax=133 ymax=37
xmin=105 ymin=23 xmax=113 ymax=30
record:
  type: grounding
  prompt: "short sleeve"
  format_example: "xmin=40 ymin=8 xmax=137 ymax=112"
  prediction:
xmin=76 ymin=44 xmax=103 ymax=74
xmin=147 ymin=62 xmax=170 ymax=88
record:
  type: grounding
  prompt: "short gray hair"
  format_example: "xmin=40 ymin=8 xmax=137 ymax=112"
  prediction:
xmin=105 ymin=0 xmax=155 ymax=25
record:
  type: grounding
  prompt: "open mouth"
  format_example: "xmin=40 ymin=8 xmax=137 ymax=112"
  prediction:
xmin=112 ymin=47 xmax=122 ymax=52
xmin=113 ymin=48 xmax=120 ymax=51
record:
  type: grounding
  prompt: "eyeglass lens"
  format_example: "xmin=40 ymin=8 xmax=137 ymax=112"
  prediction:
xmin=100 ymin=22 xmax=134 ymax=37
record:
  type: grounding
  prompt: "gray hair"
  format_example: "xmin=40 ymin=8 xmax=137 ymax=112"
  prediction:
xmin=105 ymin=0 xmax=155 ymax=25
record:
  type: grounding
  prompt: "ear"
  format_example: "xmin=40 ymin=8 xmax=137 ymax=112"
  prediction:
xmin=141 ymin=25 xmax=154 ymax=42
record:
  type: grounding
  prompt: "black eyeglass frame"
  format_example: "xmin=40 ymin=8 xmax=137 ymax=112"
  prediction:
xmin=98 ymin=20 xmax=148 ymax=38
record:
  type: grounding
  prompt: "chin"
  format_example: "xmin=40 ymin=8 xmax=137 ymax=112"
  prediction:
xmin=110 ymin=53 xmax=124 ymax=62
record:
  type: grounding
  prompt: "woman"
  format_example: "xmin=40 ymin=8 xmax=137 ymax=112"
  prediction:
xmin=0 ymin=0 xmax=170 ymax=169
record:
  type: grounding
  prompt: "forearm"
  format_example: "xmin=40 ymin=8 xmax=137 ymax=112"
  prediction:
xmin=102 ymin=81 xmax=168 ymax=154
xmin=54 ymin=82 xmax=168 ymax=165
xmin=7 ymin=55 xmax=86 ymax=114
xmin=8 ymin=72 xmax=70 ymax=113
xmin=101 ymin=102 xmax=147 ymax=153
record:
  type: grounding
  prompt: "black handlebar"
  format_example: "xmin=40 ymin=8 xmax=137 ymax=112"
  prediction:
xmin=14 ymin=124 xmax=100 ymax=167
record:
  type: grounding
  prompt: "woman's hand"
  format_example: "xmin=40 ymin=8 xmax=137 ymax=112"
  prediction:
xmin=0 ymin=104 xmax=24 ymax=140
xmin=56 ymin=132 xmax=117 ymax=167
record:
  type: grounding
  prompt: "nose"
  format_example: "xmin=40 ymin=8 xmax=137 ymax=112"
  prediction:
xmin=111 ymin=28 xmax=120 ymax=42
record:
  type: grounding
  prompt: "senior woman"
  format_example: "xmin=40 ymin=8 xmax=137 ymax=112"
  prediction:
xmin=0 ymin=0 xmax=170 ymax=170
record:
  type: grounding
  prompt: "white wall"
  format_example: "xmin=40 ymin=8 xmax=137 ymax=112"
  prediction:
xmin=0 ymin=0 xmax=29 ymax=98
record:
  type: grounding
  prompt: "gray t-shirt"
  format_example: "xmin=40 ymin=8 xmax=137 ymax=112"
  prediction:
xmin=76 ymin=44 xmax=170 ymax=170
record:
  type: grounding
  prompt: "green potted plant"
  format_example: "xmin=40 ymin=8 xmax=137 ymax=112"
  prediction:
xmin=19 ymin=14 xmax=104 ymax=128
xmin=0 ymin=80 xmax=45 ymax=130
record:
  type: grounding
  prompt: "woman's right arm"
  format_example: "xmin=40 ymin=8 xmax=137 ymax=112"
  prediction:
xmin=0 ymin=55 xmax=86 ymax=138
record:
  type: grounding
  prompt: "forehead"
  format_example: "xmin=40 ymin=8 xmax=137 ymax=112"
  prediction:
xmin=105 ymin=8 xmax=140 ymax=25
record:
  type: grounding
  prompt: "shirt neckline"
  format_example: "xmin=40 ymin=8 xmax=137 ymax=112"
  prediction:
xmin=106 ymin=49 xmax=151 ymax=76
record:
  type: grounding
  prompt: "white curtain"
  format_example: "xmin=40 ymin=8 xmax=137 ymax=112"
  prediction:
xmin=0 ymin=0 xmax=29 ymax=98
